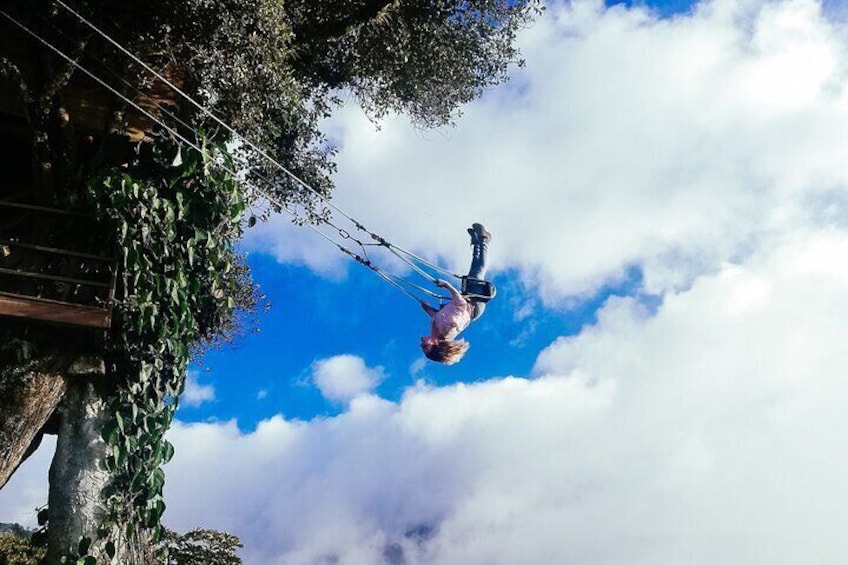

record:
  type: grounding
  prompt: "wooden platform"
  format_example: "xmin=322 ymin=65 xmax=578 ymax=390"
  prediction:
xmin=0 ymin=201 xmax=117 ymax=329
xmin=0 ymin=292 xmax=111 ymax=329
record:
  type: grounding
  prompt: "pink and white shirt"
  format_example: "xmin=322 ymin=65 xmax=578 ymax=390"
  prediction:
xmin=431 ymin=295 xmax=472 ymax=341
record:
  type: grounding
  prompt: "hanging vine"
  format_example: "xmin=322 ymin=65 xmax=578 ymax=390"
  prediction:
xmin=82 ymin=132 xmax=260 ymax=562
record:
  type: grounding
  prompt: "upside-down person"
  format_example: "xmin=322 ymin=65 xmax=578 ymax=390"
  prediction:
xmin=420 ymin=223 xmax=493 ymax=365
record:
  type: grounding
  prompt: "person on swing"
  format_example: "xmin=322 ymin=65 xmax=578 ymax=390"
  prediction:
xmin=420 ymin=223 xmax=493 ymax=364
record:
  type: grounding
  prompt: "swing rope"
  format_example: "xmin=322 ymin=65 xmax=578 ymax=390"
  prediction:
xmin=327 ymin=223 xmax=446 ymax=297
xmin=0 ymin=6 xmax=456 ymax=304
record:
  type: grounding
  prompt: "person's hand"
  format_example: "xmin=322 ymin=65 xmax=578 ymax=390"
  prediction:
xmin=435 ymin=279 xmax=449 ymax=288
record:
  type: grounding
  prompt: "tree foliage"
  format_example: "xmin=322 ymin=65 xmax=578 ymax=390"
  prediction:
xmin=5 ymin=0 xmax=541 ymax=204
xmin=81 ymin=134 xmax=254 ymax=560
xmin=286 ymin=0 xmax=541 ymax=126
xmin=158 ymin=528 xmax=243 ymax=565
xmin=0 ymin=528 xmax=45 ymax=565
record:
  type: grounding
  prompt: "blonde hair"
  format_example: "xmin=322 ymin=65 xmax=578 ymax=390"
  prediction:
xmin=424 ymin=339 xmax=470 ymax=365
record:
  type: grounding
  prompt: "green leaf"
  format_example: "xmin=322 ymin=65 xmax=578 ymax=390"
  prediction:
xmin=162 ymin=440 xmax=175 ymax=463
xmin=116 ymin=445 xmax=127 ymax=468
xmin=150 ymin=467 xmax=165 ymax=490
xmin=101 ymin=420 xmax=118 ymax=443
xmin=131 ymin=471 xmax=145 ymax=493
xmin=153 ymin=499 xmax=166 ymax=522
xmin=78 ymin=536 xmax=92 ymax=556
xmin=30 ymin=528 xmax=47 ymax=548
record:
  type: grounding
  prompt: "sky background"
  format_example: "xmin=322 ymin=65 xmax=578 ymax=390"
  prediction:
xmin=4 ymin=0 xmax=848 ymax=563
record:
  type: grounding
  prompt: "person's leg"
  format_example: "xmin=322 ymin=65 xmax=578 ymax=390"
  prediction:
xmin=467 ymin=223 xmax=490 ymax=280
xmin=466 ymin=223 xmax=491 ymax=320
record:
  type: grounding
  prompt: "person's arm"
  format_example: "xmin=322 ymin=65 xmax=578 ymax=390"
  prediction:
xmin=435 ymin=279 xmax=464 ymax=301
xmin=420 ymin=301 xmax=438 ymax=317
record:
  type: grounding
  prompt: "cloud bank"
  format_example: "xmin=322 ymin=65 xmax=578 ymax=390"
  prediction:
xmin=162 ymin=232 xmax=848 ymax=564
xmin=182 ymin=371 xmax=216 ymax=407
xmin=312 ymin=354 xmax=386 ymax=404
xmin=249 ymin=0 xmax=848 ymax=305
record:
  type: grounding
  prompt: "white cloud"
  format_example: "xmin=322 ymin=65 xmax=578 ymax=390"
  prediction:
xmin=243 ymin=215 xmax=351 ymax=280
xmin=249 ymin=0 xmax=848 ymax=306
xmin=182 ymin=372 xmax=216 ymax=407
xmin=409 ymin=357 xmax=428 ymax=377
xmin=312 ymin=354 xmax=385 ymax=404
xmin=0 ymin=436 xmax=54 ymax=528
xmin=158 ymin=232 xmax=848 ymax=564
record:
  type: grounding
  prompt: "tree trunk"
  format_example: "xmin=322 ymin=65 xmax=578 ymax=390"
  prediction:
xmin=46 ymin=377 xmax=111 ymax=563
xmin=0 ymin=352 xmax=69 ymax=490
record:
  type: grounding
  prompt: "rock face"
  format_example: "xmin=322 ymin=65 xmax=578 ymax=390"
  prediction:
xmin=0 ymin=353 xmax=68 ymax=490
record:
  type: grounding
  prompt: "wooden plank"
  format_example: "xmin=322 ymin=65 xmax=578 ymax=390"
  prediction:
xmin=0 ymin=290 xmax=106 ymax=309
xmin=0 ymin=293 xmax=110 ymax=329
xmin=0 ymin=267 xmax=113 ymax=288
xmin=0 ymin=239 xmax=114 ymax=262
xmin=0 ymin=201 xmax=90 ymax=217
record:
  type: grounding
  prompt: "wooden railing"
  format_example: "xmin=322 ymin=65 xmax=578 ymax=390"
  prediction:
xmin=0 ymin=201 xmax=117 ymax=329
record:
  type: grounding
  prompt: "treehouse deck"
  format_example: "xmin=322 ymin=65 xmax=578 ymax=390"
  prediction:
xmin=0 ymin=291 xmax=112 ymax=328
xmin=0 ymin=200 xmax=116 ymax=329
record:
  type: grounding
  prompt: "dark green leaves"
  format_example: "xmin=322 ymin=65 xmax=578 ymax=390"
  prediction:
xmin=84 ymin=135 xmax=260 ymax=555
xmin=77 ymin=536 xmax=92 ymax=556
xmin=37 ymin=508 xmax=49 ymax=527
xmin=286 ymin=0 xmax=542 ymax=126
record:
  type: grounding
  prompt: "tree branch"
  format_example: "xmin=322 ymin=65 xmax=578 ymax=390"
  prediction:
xmin=293 ymin=0 xmax=399 ymax=43
xmin=0 ymin=57 xmax=34 ymax=106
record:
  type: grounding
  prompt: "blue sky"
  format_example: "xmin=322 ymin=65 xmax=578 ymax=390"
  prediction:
xmin=609 ymin=0 xmax=696 ymax=14
xmin=5 ymin=1 xmax=848 ymax=563
xmin=183 ymin=255 xmax=647 ymax=425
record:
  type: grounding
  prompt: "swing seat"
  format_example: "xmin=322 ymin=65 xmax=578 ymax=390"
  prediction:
xmin=461 ymin=276 xmax=496 ymax=303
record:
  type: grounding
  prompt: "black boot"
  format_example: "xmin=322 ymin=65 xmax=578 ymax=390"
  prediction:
xmin=467 ymin=223 xmax=492 ymax=244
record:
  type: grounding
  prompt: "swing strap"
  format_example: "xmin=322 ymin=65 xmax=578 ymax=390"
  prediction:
xmin=461 ymin=277 xmax=497 ymax=304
